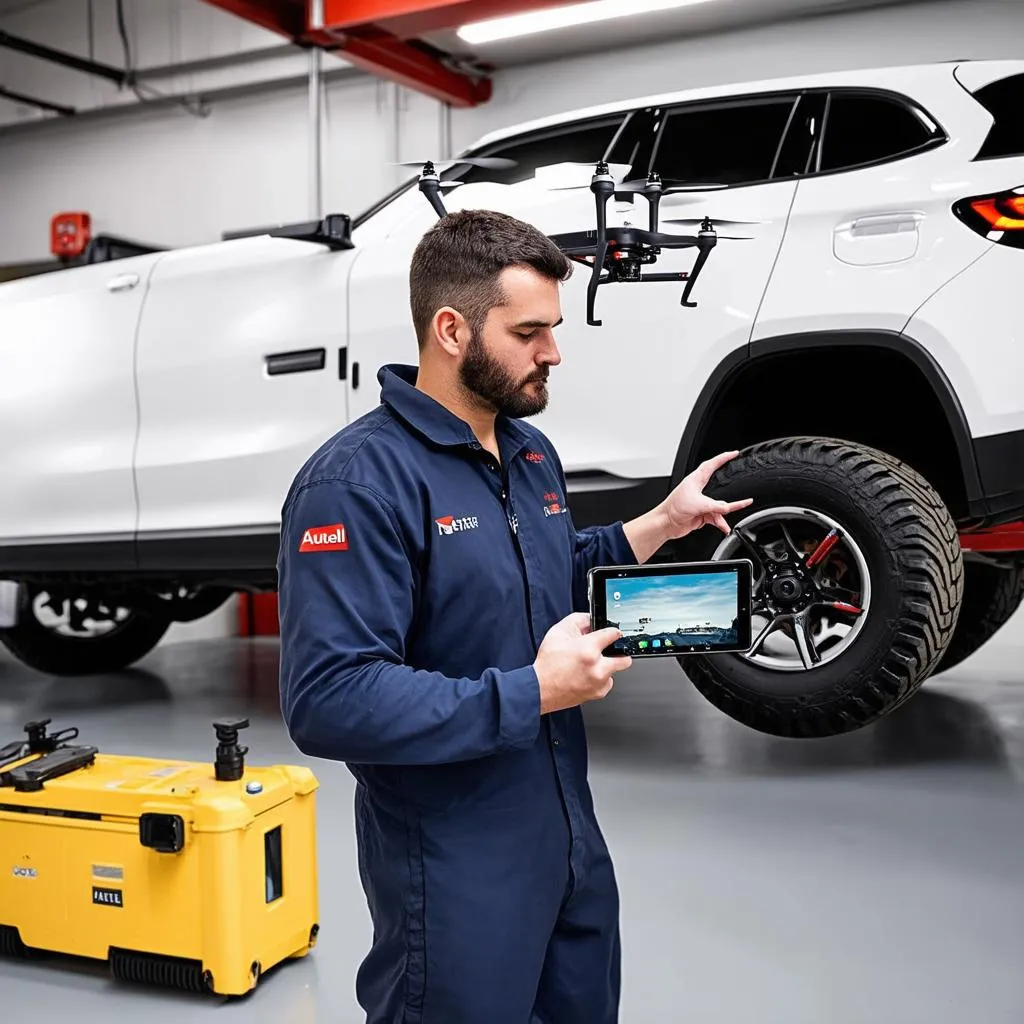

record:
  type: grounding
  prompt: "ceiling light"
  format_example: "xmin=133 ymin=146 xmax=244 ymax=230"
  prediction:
xmin=457 ymin=0 xmax=720 ymax=45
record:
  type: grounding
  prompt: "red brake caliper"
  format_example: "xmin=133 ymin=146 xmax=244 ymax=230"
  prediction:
xmin=804 ymin=529 xmax=862 ymax=616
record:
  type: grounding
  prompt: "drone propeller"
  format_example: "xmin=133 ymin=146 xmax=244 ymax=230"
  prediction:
xmin=616 ymin=177 xmax=728 ymax=194
xmin=663 ymin=216 xmax=760 ymax=231
xmin=395 ymin=156 xmax=517 ymax=170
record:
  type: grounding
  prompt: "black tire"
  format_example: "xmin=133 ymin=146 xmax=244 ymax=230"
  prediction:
xmin=0 ymin=584 xmax=172 ymax=676
xmin=672 ymin=437 xmax=963 ymax=738
xmin=931 ymin=557 xmax=1024 ymax=675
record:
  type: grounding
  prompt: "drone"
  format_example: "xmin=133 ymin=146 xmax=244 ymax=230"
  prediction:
xmin=411 ymin=157 xmax=748 ymax=326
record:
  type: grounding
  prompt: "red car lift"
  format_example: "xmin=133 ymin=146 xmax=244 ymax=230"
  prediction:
xmin=200 ymin=0 xmax=579 ymax=106
xmin=959 ymin=523 xmax=1024 ymax=554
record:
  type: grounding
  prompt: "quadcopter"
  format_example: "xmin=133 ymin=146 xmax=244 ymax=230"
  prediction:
xmin=410 ymin=157 xmax=749 ymax=326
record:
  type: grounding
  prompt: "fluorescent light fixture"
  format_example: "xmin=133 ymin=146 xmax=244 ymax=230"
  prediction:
xmin=457 ymin=0 xmax=720 ymax=45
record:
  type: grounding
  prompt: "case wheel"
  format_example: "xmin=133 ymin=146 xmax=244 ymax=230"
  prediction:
xmin=109 ymin=946 xmax=210 ymax=994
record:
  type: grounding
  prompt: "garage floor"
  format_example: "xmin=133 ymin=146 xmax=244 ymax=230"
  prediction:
xmin=2 ymin=612 xmax=1024 ymax=1024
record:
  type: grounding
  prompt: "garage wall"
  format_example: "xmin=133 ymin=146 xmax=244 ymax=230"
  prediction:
xmin=1 ymin=0 xmax=1023 ymax=263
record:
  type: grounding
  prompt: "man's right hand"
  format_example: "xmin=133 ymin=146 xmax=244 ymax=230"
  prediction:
xmin=533 ymin=612 xmax=633 ymax=715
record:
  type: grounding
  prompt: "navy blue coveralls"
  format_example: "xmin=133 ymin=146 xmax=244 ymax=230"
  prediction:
xmin=278 ymin=364 xmax=638 ymax=1024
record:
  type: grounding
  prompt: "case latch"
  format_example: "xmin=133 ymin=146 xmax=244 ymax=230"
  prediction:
xmin=139 ymin=813 xmax=186 ymax=853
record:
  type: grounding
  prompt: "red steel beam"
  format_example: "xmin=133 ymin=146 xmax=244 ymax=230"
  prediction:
xmin=321 ymin=0 xmax=581 ymax=38
xmin=202 ymin=0 xmax=306 ymax=39
xmin=201 ymin=0 xmax=492 ymax=105
xmin=327 ymin=31 xmax=491 ymax=105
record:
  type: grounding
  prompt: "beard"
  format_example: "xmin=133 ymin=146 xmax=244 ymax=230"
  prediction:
xmin=458 ymin=329 xmax=550 ymax=419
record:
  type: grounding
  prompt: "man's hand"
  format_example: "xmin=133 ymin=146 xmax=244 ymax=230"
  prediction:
xmin=661 ymin=450 xmax=754 ymax=537
xmin=623 ymin=450 xmax=753 ymax=563
xmin=534 ymin=612 xmax=633 ymax=715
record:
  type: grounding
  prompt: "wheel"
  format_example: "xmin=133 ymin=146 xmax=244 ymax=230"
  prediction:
xmin=930 ymin=556 xmax=1024 ymax=675
xmin=147 ymin=585 xmax=234 ymax=623
xmin=0 ymin=584 xmax=172 ymax=676
xmin=672 ymin=437 xmax=963 ymax=738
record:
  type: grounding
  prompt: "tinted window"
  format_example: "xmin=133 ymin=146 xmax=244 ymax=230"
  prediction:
xmin=973 ymin=73 xmax=1024 ymax=159
xmin=819 ymin=92 xmax=942 ymax=172
xmin=458 ymin=116 xmax=626 ymax=185
xmin=647 ymin=97 xmax=797 ymax=186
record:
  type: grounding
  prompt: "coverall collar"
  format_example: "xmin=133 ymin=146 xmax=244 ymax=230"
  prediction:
xmin=379 ymin=363 xmax=533 ymax=457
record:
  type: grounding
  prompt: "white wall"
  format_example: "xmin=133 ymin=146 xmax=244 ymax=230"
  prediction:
xmin=1 ymin=0 xmax=1023 ymax=264
xmin=0 ymin=73 xmax=436 ymax=260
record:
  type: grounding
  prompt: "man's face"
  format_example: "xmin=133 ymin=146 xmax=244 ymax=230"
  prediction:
xmin=458 ymin=265 xmax=563 ymax=419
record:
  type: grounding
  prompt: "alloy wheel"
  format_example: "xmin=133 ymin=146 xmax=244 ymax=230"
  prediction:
xmin=712 ymin=506 xmax=872 ymax=672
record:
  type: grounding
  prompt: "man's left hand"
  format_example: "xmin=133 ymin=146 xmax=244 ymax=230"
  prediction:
xmin=661 ymin=450 xmax=753 ymax=538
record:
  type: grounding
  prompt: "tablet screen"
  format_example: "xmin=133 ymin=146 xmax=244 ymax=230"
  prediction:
xmin=603 ymin=567 xmax=744 ymax=654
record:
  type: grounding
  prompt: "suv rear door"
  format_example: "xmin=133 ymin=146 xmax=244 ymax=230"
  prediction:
xmin=753 ymin=86 xmax=993 ymax=339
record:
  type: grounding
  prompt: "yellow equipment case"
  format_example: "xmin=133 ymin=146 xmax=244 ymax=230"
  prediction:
xmin=0 ymin=717 xmax=319 ymax=997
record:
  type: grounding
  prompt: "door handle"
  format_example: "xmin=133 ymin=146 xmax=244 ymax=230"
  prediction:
xmin=839 ymin=213 xmax=923 ymax=237
xmin=106 ymin=273 xmax=140 ymax=292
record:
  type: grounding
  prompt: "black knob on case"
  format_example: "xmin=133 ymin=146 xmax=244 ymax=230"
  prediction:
xmin=25 ymin=719 xmax=52 ymax=752
xmin=213 ymin=718 xmax=250 ymax=781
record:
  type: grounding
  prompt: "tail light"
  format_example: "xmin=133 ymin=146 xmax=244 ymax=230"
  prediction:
xmin=953 ymin=188 xmax=1024 ymax=248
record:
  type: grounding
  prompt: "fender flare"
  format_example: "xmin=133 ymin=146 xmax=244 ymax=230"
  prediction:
xmin=670 ymin=329 xmax=985 ymax=512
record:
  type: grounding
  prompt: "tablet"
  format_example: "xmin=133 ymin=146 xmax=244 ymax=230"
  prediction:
xmin=588 ymin=559 xmax=753 ymax=657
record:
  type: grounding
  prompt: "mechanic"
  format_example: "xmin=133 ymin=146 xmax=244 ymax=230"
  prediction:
xmin=277 ymin=208 xmax=751 ymax=1024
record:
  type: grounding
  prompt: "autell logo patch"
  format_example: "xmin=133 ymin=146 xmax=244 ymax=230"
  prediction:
xmin=435 ymin=515 xmax=479 ymax=536
xmin=524 ymin=451 xmax=546 ymax=463
xmin=299 ymin=523 xmax=348 ymax=552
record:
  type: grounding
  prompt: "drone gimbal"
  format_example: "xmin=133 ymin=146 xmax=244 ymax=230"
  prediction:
xmin=416 ymin=158 xmax=725 ymax=326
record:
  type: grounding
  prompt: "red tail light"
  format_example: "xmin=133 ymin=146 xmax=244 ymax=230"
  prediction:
xmin=953 ymin=188 xmax=1024 ymax=247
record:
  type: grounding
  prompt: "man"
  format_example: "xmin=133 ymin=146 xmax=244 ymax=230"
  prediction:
xmin=278 ymin=208 xmax=751 ymax=1024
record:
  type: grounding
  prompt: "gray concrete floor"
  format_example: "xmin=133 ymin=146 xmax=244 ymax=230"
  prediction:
xmin=2 ymin=610 xmax=1024 ymax=1023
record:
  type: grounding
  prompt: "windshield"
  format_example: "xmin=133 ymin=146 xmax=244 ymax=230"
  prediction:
xmin=351 ymin=174 xmax=419 ymax=229
xmin=351 ymin=113 xmax=628 ymax=229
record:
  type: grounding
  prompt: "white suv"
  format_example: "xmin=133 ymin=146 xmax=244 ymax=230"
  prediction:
xmin=2 ymin=59 xmax=1023 ymax=740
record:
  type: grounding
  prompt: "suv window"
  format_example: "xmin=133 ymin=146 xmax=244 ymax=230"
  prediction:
xmin=972 ymin=73 xmax=1024 ymax=159
xmin=818 ymin=91 xmax=943 ymax=172
xmin=458 ymin=115 xmax=627 ymax=185
xmin=646 ymin=97 xmax=798 ymax=187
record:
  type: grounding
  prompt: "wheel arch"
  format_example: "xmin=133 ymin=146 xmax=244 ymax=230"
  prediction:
xmin=671 ymin=330 xmax=986 ymax=523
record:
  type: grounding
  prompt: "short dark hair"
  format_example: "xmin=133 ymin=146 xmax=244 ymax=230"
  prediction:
xmin=409 ymin=209 xmax=573 ymax=349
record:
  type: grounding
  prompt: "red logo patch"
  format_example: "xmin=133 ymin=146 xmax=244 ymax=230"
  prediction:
xmin=299 ymin=524 xmax=348 ymax=552
xmin=525 ymin=451 xmax=545 ymax=463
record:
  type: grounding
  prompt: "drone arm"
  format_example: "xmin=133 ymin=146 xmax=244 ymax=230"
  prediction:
xmin=420 ymin=177 xmax=448 ymax=219
xmin=648 ymin=191 xmax=661 ymax=233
